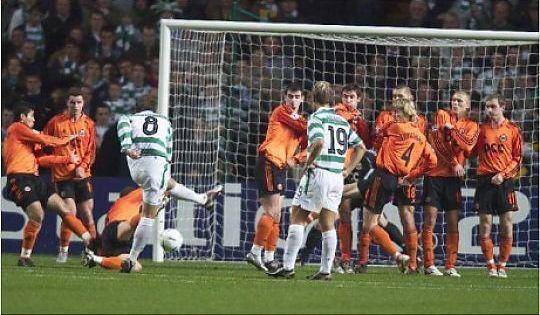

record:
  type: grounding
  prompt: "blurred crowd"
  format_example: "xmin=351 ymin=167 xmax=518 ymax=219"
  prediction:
xmin=1 ymin=0 xmax=538 ymax=183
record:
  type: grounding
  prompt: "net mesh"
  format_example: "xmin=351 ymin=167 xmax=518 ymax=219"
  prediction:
xmin=165 ymin=27 xmax=538 ymax=267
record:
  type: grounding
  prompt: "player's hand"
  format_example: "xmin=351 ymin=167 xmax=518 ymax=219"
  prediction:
xmin=444 ymin=122 xmax=454 ymax=130
xmin=75 ymin=166 xmax=85 ymax=179
xmin=286 ymin=157 xmax=297 ymax=168
xmin=453 ymin=163 xmax=465 ymax=178
xmin=342 ymin=169 xmax=351 ymax=178
xmin=68 ymin=134 xmax=79 ymax=141
xmin=491 ymin=173 xmax=504 ymax=185
xmin=126 ymin=149 xmax=141 ymax=159
xmin=400 ymin=175 xmax=413 ymax=186
xmin=69 ymin=152 xmax=80 ymax=165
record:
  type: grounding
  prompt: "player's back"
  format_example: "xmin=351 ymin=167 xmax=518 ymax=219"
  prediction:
xmin=309 ymin=107 xmax=361 ymax=173
xmin=105 ymin=188 xmax=143 ymax=225
xmin=118 ymin=110 xmax=172 ymax=161
xmin=376 ymin=121 xmax=429 ymax=176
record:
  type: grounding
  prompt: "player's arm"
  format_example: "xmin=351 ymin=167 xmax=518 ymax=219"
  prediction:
xmin=13 ymin=123 xmax=71 ymax=147
xmin=79 ymin=121 xmax=96 ymax=171
xmin=355 ymin=118 xmax=371 ymax=149
xmin=274 ymin=106 xmax=307 ymax=135
xmin=448 ymin=121 xmax=479 ymax=155
xmin=407 ymin=142 xmax=438 ymax=180
xmin=117 ymin=115 xmax=140 ymax=159
xmin=343 ymin=130 xmax=366 ymax=178
xmin=166 ymin=122 xmax=173 ymax=163
xmin=500 ymin=127 xmax=523 ymax=179
xmin=289 ymin=135 xmax=308 ymax=167
xmin=304 ymin=117 xmax=324 ymax=170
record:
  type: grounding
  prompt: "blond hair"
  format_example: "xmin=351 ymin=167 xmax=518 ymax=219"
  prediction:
xmin=453 ymin=90 xmax=471 ymax=106
xmin=393 ymin=98 xmax=417 ymax=120
xmin=312 ymin=81 xmax=333 ymax=105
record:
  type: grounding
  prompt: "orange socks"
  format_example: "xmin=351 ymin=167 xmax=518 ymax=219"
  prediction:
xmin=404 ymin=231 xmax=418 ymax=269
xmin=499 ymin=235 xmax=513 ymax=266
xmin=480 ymin=236 xmax=495 ymax=269
xmin=265 ymin=222 xmax=279 ymax=252
xmin=445 ymin=232 xmax=459 ymax=270
xmin=21 ymin=219 xmax=42 ymax=257
xmin=422 ymin=225 xmax=434 ymax=269
xmin=369 ymin=225 xmax=397 ymax=256
xmin=338 ymin=221 xmax=352 ymax=262
xmin=253 ymin=214 xmax=274 ymax=247
xmin=357 ymin=232 xmax=371 ymax=265
xmin=60 ymin=221 xmax=72 ymax=248
xmin=101 ymin=257 xmax=123 ymax=270
xmin=61 ymin=213 xmax=89 ymax=239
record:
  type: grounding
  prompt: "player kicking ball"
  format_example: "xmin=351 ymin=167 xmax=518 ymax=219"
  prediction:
xmin=116 ymin=100 xmax=222 ymax=273
xmin=267 ymin=81 xmax=365 ymax=281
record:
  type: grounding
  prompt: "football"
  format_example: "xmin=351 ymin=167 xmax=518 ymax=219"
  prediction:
xmin=161 ymin=229 xmax=183 ymax=252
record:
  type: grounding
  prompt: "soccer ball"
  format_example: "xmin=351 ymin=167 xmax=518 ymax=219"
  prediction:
xmin=161 ymin=229 xmax=183 ymax=252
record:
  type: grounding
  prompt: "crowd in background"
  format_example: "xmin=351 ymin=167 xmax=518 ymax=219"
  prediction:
xmin=1 ymin=0 xmax=538 ymax=183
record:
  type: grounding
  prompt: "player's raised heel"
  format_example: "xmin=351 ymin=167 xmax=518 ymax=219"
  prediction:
xmin=341 ymin=261 xmax=354 ymax=274
xmin=306 ymin=271 xmax=332 ymax=281
xmin=353 ymin=263 xmax=368 ymax=274
xmin=245 ymin=252 xmax=268 ymax=272
xmin=497 ymin=268 xmax=508 ymax=278
xmin=444 ymin=268 xmax=461 ymax=277
xmin=425 ymin=265 xmax=443 ymax=276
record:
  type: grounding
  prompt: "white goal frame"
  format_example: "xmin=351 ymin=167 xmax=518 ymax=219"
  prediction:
xmin=154 ymin=19 xmax=539 ymax=262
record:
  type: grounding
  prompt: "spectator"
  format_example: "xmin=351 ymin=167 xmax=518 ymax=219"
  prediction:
xmin=128 ymin=24 xmax=159 ymax=65
xmin=121 ymin=62 xmax=152 ymax=110
xmin=2 ymin=26 xmax=26 ymax=58
xmin=43 ymin=0 xmax=80 ymax=59
xmin=94 ymin=0 xmax=122 ymax=27
xmin=438 ymin=10 xmax=461 ymax=29
xmin=104 ymin=82 xmax=133 ymax=122
xmin=2 ymin=57 xmax=26 ymax=96
xmin=252 ymin=0 xmax=279 ymax=22
xmin=1 ymin=107 xmax=15 ymax=142
xmin=146 ymin=58 xmax=160 ymax=88
xmin=82 ymin=59 xmax=107 ymax=101
xmin=7 ymin=0 xmax=38 ymax=37
xmin=115 ymin=13 xmax=141 ymax=53
xmin=49 ymin=87 xmax=66 ymax=115
xmin=486 ymin=0 xmax=517 ymax=31
xmin=68 ymin=25 xmax=85 ymax=49
xmin=447 ymin=0 xmax=490 ymax=30
xmin=101 ymin=62 xmax=117 ymax=84
xmin=20 ymin=74 xmax=52 ymax=130
xmin=117 ymin=58 xmax=133 ymax=86
xmin=274 ymin=0 xmax=299 ymax=23
xmin=404 ymin=0 xmax=432 ymax=28
xmin=92 ymin=26 xmax=122 ymax=62
xmin=83 ymin=11 xmax=106 ymax=53
xmin=518 ymin=0 xmax=539 ymax=32
xmin=19 ymin=41 xmax=45 ymax=79
xmin=47 ymin=39 xmax=82 ymax=89
xmin=132 ymin=0 xmax=155 ymax=27
xmin=92 ymin=121 xmax=130 ymax=177
xmin=24 ymin=5 xmax=45 ymax=52
xmin=205 ymin=0 xmax=234 ymax=20
xmin=475 ymin=52 xmax=509 ymax=97
xmin=93 ymin=104 xmax=113 ymax=148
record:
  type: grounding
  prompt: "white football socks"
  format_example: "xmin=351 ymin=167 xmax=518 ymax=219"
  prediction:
xmin=282 ymin=224 xmax=304 ymax=271
xmin=250 ymin=244 xmax=263 ymax=257
xmin=169 ymin=183 xmax=207 ymax=205
xmin=129 ymin=217 xmax=154 ymax=262
xmin=320 ymin=229 xmax=337 ymax=274
xmin=264 ymin=250 xmax=275 ymax=263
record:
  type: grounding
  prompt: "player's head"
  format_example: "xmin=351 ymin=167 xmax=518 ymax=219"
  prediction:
xmin=341 ymin=84 xmax=361 ymax=108
xmin=135 ymin=94 xmax=158 ymax=113
xmin=393 ymin=99 xmax=417 ymax=122
xmin=451 ymin=90 xmax=471 ymax=117
xmin=312 ymin=81 xmax=333 ymax=107
xmin=392 ymin=85 xmax=414 ymax=103
xmin=66 ymin=87 xmax=85 ymax=118
xmin=283 ymin=81 xmax=304 ymax=109
xmin=485 ymin=93 xmax=507 ymax=121
xmin=119 ymin=186 xmax=137 ymax=198
xmin=14 ymin=105 xmax=35 ymax=128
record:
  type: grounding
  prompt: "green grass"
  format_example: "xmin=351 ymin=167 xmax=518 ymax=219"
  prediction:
xmin=2 ymin=254 xmax=538 ymax=314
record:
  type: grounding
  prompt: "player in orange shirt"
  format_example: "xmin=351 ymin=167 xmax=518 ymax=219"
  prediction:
xmin=358 ymin=85 xmax=427 ymax=273
xmin=246 ymin=82 xmax=308 ymax=272
xmin=3 ymin=105 xmax=92 ymax=267
xmin=334 ymin=84 xmax=371 ymax=273
xmin=43 ymin=87 xmax=98 ymax=263
xmin=472 ymin=94 xmax=522 ymax=278
xmin=422 ymin=91 xmax=479 ymax=277
xmin=362 ymin=99 xmax=437 ymax=272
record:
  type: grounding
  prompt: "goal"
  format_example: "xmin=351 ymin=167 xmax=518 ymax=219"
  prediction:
xmin=155 ymin=20 xmax=539 ymax=267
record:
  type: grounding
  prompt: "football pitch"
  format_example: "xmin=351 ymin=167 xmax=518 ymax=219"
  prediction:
xmin=2 ymin=254 xmax=538 ymax=314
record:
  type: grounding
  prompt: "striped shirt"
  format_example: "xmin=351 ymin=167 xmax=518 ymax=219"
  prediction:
xmin=117 ymin=110 xmax=173 ymax=161
xmin=308 ymin=107 xmax=362 ymax=173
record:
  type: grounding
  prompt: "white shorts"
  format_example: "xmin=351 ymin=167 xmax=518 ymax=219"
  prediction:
xmin=292 ymin=168 xmax=344 ymax=213
xmin=127 ymin=156 xmax=170 ymax=206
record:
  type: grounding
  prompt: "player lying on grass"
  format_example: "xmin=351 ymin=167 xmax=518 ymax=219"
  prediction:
xmin=82 ymin=181 xmax=222 ymax=272
xmin=268 ymin=81 xmax=365 ymax=281
xmin=422 ymin=91 xmax=479 ymax=277
xmin=3 ymin=105 xmax=92 ymax=267
xmin=116 ymin=100 xmax=222 ymax=273
xmin=358 ymin=98 xmax=437 ymax=273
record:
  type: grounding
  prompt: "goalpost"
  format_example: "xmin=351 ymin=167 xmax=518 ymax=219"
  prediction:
xmin=155 ymin=19 xmax=539 ymax=267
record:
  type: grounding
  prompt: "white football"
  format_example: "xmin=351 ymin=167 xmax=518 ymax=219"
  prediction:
xmin=161 ymin=229 xmax=183 ymax=252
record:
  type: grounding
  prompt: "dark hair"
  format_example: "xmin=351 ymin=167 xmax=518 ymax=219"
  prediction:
xmin=119 ymin=186 xmax=137 ymax=197
xmin=341 ymin=84 xmax=361 ymax=96
xmin=284 ymin=81 xmax=304 ymax=95
xmin=485 ymin=93 xmax=507 ymax=108
xmin=14 ymin=105 xmax=34 ymax=120
xmin=67 ymin=86 xmax=83 ymax=97
xmin=312 ymin=81 xmax=332 ymax=105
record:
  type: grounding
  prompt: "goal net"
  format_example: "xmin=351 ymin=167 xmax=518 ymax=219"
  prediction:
xmin=157 ymin=20 xmax=539 ymax=267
